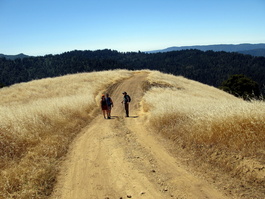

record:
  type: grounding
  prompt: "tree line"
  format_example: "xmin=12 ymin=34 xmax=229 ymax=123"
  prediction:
xmin=0 ymin=49 xmax=264 ymax=96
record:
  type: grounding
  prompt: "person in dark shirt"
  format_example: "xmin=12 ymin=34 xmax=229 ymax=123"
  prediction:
xmin=106 ymin=93 xmax=113 ymax=119
xmin=121 ymin=92 xmax=131 ymax=117
xmin=101 ymin=94 xmax=108 ymax=119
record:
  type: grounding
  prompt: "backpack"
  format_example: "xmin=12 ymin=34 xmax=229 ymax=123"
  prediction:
xmin=101 ymin=98 xmax=107 ymax=106
xmin=126 ymin=95 xmax=131 ymax=102
xmin=106 ymin=97 xmax=112 ymax=106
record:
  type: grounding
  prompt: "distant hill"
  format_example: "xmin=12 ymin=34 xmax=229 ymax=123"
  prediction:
xmin=238 ymin=48 xmax=265 ymax=57
xmin=148 ymin=43 xmax=265 ymax=57
xmin=0 ymin=53 xmax=30 ymax=60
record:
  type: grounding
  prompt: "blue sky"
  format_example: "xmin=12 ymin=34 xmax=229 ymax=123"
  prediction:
xmin=1 ymin=0 xmax=265 ymax=55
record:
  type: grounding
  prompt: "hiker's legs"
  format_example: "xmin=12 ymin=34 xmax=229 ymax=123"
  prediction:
xmin=107 ymin=106 xmax=111 ymax=119
xmin=102 ymin=110 xmax=106 ymax=118
xmin=125 ymin=103 xmax=129 ymax=117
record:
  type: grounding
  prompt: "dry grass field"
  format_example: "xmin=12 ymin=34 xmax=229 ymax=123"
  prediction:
xmin=0 ymin=70 xmax=132 ymax=198
xmin=141 ymin=71 xmax=265 ymax=197
xmin=0 ymin=69 xmax=264 ymax=198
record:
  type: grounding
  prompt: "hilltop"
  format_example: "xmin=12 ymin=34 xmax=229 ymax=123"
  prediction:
xmin=0 ymin=53 xmax=29 ymax=60
xmin=0 ymin=70 xmax=264 ymax=198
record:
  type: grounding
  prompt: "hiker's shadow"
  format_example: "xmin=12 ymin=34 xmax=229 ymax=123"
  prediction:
xmin=129 ymin=116 xmax=138 ymax=118
xmin=110 ymin=116 xmax=138 ymax=119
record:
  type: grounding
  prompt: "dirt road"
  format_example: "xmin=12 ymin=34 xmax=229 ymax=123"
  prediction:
xmin=52 ymin=72 xmax=229 ymax=199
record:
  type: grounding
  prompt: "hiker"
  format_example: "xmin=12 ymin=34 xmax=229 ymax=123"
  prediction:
xmin=100 ymin=94 xmax=108 ymax=119
xmin=121 ymin=92 xmax=131 ymax=117
xmin=106 ymin=93 xmax=113 ymax=119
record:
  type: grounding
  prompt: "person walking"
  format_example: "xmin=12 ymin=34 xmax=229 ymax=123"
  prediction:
xmin=121 ymin=92 xmax=131 ymax=117
xmin=100 ymin=94 xmax=108 ymax=119
xmin=106 ymin=93 xmax=113 ymax=119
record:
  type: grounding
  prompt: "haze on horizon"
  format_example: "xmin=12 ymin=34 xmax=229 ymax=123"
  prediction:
xmin=0 ymin=0 xmax=264 ymax=56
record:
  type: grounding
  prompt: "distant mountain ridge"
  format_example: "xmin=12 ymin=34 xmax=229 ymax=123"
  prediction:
xmin=148 ymin=43 xmax=265 ymax=57
xmin=1 ymin=44 xmax=265 ymax=59
xmin=238 ymin=48 xmax=265 ymax=57
xmin=0 ymin=53 xmax=29 ymax=60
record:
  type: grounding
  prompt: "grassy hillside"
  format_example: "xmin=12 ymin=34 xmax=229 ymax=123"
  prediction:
xmin=141 ymin=71 xmax=265 ymax=198
xmin=0 ymin=70 xmax=132 ymax=198
xmin=0 ymin=70 xmax=264 ymax=198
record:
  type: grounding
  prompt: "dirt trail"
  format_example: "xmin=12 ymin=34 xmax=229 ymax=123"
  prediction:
xmin=52 ymin=72 xmax=229 ymax=199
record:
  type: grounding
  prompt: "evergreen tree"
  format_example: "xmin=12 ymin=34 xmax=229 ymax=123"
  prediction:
xmin=220 ymin=74 xmax=261 ymax=100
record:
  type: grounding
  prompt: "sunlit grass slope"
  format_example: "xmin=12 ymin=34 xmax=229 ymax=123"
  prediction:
xmin=1 ymin=69 xmax=264 ymax=198
xmin=0 ymin=70 xmax=132 ymax=198
xmin=141 ymin=71 xmax=265 ymax=198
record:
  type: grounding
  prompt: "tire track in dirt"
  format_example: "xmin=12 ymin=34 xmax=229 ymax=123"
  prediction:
xmin=52 ymin=71 xmax=229 ymax=199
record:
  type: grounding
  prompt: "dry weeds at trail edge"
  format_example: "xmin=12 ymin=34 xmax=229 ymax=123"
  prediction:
xmin=143 ymin=72 xmax=265 ymax=199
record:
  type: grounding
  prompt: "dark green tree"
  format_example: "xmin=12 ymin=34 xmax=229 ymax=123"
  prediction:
xmin=220 ymin=74 xmax=261 ymax=100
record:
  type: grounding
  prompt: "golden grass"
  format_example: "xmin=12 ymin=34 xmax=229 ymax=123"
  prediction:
xmin=141 ymin=71 xmax=265 ymax=197
xmin=1 ymin=69 xmax=264 ymax=198
xmin=0 ymin=70 xmax=132 ymax=198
